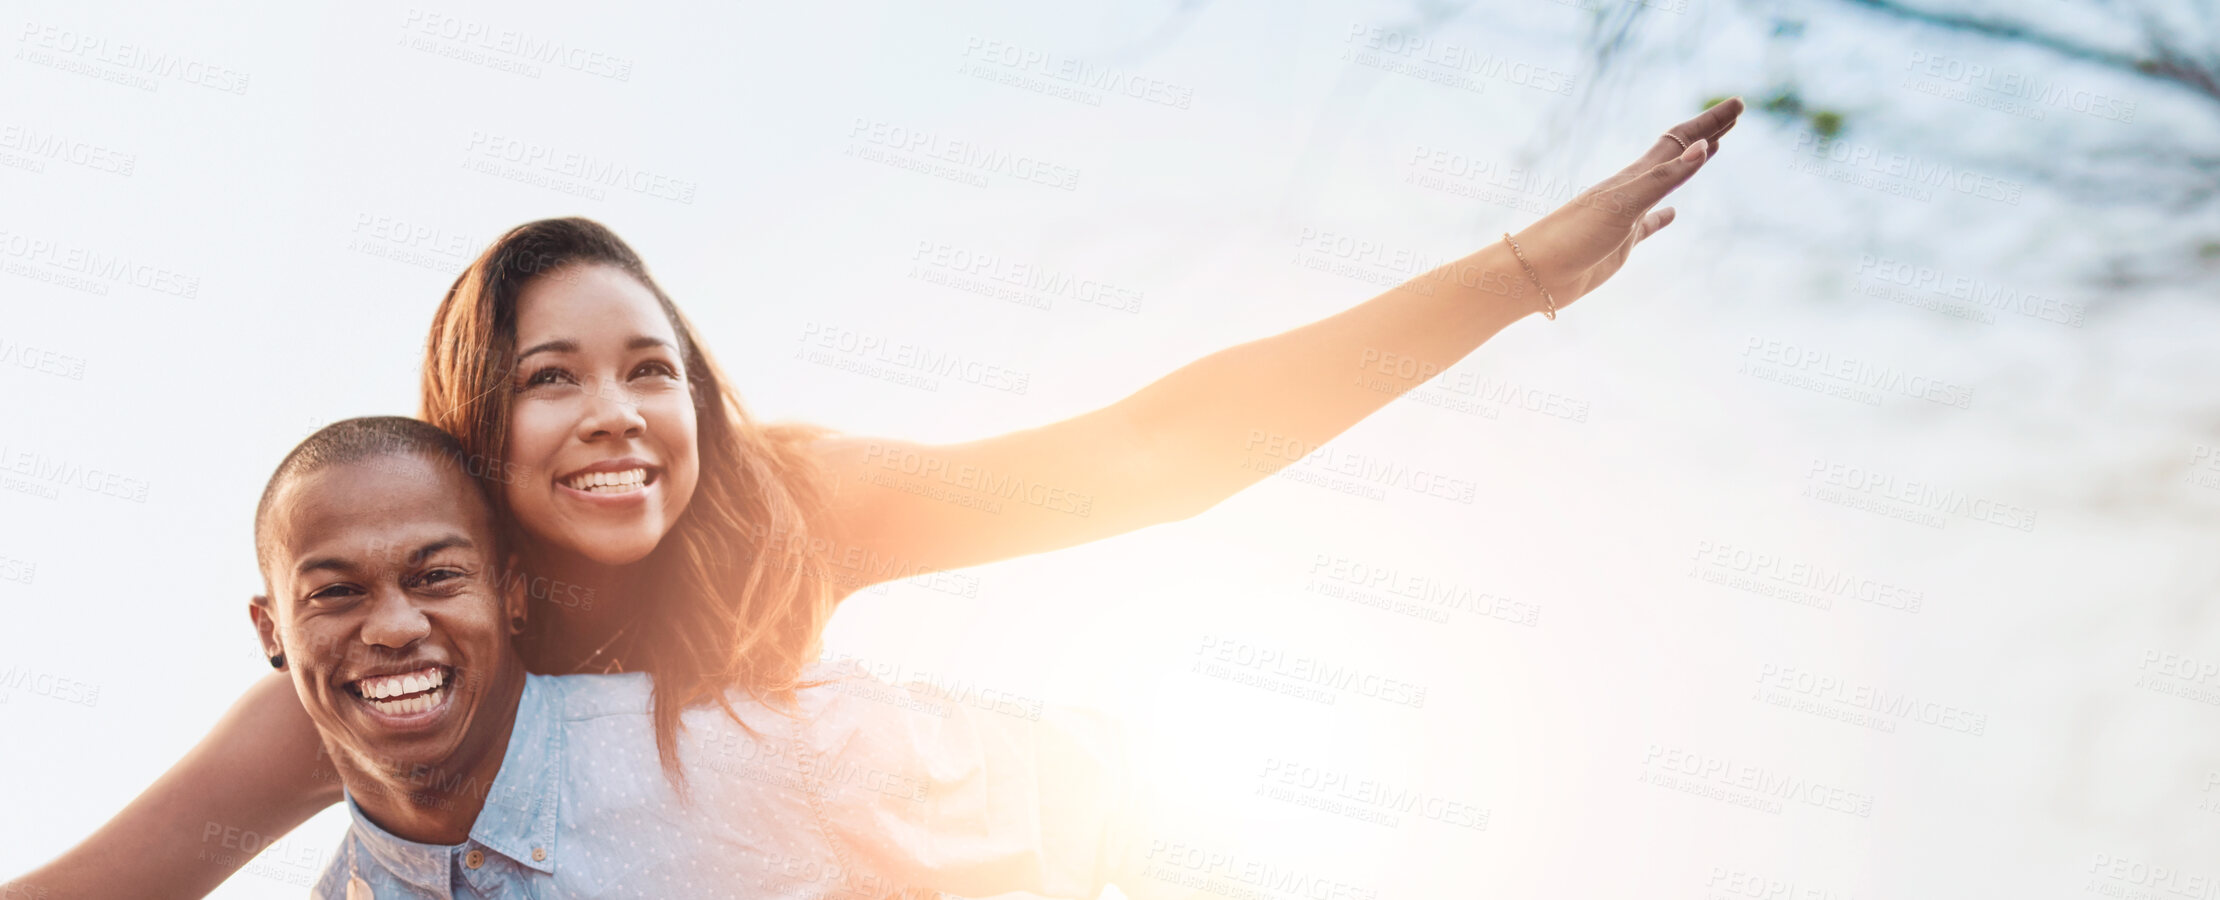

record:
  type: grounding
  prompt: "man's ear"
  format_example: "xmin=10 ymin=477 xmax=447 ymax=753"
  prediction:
xmin=499 ymin=554 xmax=528 ymax=635
xmin=248 ymin=594 xmax=284 ymax=667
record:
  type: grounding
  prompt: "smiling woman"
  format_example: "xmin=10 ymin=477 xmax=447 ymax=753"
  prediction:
xmin=418 ymin=218 xmax=845 ymax=779
xmin=505 ymin=271 xmax=700 ymax=551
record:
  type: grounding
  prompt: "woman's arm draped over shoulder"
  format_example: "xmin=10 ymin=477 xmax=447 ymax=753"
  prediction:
xmin=814 ymin=102 xmax=1743 ymax=584
xmin=3 ymin=671 xmax=340 ymax=900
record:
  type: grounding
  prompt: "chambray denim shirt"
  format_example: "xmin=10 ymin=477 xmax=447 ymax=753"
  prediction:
xmin=312 ymin=664 xmax=1137 ymax=900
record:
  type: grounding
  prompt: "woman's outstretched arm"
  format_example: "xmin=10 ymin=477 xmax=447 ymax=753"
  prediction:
xmin=813 ymin=100 xmax=1742 ymax=585
xmin=3 ymin=670 xmax=340 ymax=900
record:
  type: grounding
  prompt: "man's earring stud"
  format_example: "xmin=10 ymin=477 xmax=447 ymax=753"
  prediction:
xmin=268 ymin=653 xmax=286 ymax=669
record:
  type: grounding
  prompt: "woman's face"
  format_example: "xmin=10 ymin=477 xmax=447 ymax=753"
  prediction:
xmin=504 ymin=263 xmax=701 ymax=567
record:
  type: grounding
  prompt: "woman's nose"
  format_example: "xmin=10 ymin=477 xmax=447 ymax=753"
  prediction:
xmin=577 ymin=378 xmax=647 ymax=440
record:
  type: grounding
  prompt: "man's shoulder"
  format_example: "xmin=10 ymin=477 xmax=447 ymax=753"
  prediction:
xmin=525 ymin=670 xmax=791 ymax=762
xmin=520 ymin=660 xmax=894 ymax=764
xmin=307 ymin=837 xmax=361 ymax=900
xmin=531 ymin=670 xmax=656 ymax=722
xmin=530 ymin=660 xmax=874 ymax=721
xmin=309 ymin=855 xmax=346 ymax=900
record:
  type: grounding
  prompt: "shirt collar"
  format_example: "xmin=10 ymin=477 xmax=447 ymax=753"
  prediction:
xmin=339 ymin=673 xmax=565 ymax=895
xmin=337 ymin=803 xmax=451 ymax=898
xmin=470 ymin=673 xmax=563 ymax=873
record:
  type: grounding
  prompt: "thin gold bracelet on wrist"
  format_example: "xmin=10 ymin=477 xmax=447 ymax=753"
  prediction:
xmin=1500 ymin=232 xmax=1559 ymax=321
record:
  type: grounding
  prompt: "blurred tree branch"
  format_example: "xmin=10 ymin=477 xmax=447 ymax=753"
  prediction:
xmin=1817 ymin=0 xmax=2220 ymax=267
xmin=1709 ymin=0 xmax=2220 ymax=217
xmin=1837 ymin=0 xmax=2220 ymax=104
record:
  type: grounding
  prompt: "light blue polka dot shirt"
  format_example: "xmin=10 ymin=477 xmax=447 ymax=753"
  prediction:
xmin=311 ymin=661 xmax=1138 ymax=899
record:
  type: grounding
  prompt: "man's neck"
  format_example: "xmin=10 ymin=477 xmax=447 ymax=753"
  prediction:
xmin=336 ymin=666 xmax=528 ymax=846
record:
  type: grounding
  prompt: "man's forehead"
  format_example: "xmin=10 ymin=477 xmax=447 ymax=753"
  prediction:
xmin=290 ymin=525 xmax=479 ymax=571
xmin=270 ymin=456 xmax=493 ymax=571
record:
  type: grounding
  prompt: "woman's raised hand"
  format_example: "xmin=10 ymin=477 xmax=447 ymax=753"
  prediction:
xmin=1505 ymin=97 xmax=1743 ymax=311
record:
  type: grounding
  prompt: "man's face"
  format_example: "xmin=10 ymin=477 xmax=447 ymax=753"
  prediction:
xmin=252 ymin=453 xmax=523 ymax=780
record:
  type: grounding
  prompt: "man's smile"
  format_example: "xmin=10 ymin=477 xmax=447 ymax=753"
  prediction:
xmin=343 ymin=665 xmax=454 ymax=720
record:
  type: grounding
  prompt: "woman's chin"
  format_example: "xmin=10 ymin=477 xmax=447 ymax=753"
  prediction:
xmin=562 ymin=529 xmax=661 ymax=567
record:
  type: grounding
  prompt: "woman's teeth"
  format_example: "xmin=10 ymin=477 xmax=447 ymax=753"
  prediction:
xmin=563 ymin=468 xmax=649 ymax=493
xmin=352 ymin=667 xmax=448 ymax=716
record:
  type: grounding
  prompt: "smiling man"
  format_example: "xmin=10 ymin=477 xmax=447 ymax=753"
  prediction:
xmin=250 ymin=418 xmax=539 ymax=897
xmin=247 ymin=416 xmax=1159 ymax=900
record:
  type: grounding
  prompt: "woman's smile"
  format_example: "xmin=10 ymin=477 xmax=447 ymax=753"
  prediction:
xmin=556 ymin=457 xmax=664 ymax=502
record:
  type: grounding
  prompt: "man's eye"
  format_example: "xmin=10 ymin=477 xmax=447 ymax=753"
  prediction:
xmin=416 ymin=568 xmax=465 ymax=588
xmin=307 ymin=584 xmax=361 ymax=603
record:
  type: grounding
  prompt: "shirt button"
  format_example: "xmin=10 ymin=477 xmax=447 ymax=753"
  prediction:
xmin=464 ymin=849 xmax=484 ymax=870
xmin=531 ymin=847 xmax=546 ymax=862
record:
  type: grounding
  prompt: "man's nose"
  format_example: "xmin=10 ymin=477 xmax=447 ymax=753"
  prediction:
xmin=359 ymin=586 xmax=431 ymax=649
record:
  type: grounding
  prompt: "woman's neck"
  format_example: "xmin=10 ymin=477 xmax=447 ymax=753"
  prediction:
xmin=510 ymin=546 xmax=645 ymax=674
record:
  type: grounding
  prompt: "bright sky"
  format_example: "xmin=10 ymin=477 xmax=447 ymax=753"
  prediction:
xmin=4 ymin=0 xmax=2217 ymax=897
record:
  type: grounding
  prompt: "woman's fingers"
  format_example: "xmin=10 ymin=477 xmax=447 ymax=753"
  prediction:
xmin=1601 ymin=97 xmax=1743 ymax=189
xmin=1555 ymin=136 xmax=1703 ymax=241
xmin=1706 ymin=117 xmax=1737 ymax=158
xmin=1684 ymin=96 xmax=1743 ymax=139
xmin=1637 ymin=206 xmax=1676 ymax=241
xmin=1607 ymin=136 xmax=1709 ymax=219
xmin=1640 ymin=97 xmax=1744 ymax=170
xmin=1703 ymin=108 xmax=1740 ymax=142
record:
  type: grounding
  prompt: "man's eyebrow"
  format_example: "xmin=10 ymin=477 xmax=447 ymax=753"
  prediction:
xmin=407 ymin=535 xmax=475 ymax=565
xmin=293 ymin=535 xmax=475 ymax=576
xmin=295 ymin=555 xmax=356 ymax=577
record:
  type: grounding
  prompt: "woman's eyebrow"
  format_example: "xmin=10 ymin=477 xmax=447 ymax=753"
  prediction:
xmin=516 ymin=339 xmax=577 ymax=361
xmin=518 ymin=336 xmax=671 ymax=360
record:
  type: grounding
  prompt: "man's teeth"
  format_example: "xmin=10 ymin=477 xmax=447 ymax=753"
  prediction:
xmin=354 ymin=667 xmax=445 ymax=701
xmin=364 ymin=689 xmax=443 ymax=716
xmin=563 ymin=467 xmax=649 ymax=493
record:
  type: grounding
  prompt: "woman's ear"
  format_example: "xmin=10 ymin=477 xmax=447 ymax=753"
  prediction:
xmin=248 ymin=595 xmax=285 ymax=668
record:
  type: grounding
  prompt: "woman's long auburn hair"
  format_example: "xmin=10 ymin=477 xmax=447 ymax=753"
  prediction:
xmin=420 ymin=217 xmax=838 ymax=780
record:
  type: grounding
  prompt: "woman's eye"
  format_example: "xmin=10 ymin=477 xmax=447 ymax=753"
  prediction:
xmin=522 ymin=367 xmax=575 ymax=389
xmin=631 ymin=360 xmax=678 ymax=380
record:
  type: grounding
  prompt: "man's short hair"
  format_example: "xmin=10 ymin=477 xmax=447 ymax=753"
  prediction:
xmin=254 ymin=416 xmax=499 ymax=582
